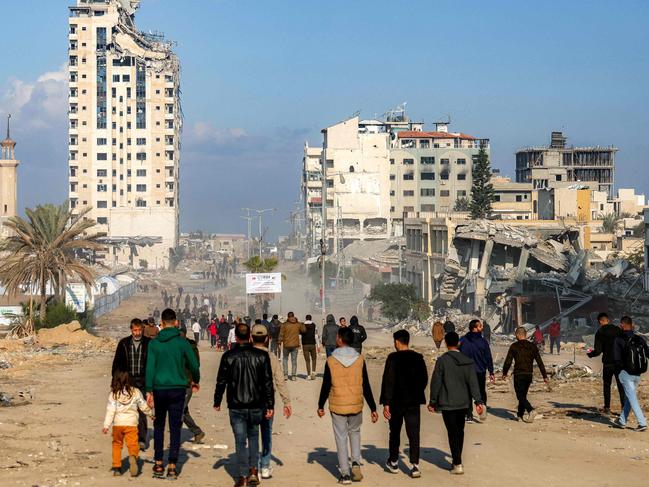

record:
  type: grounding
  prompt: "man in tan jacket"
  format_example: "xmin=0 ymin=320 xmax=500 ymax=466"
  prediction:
xmin=317 ymin=327 xmax=378 ymax=485
xmin=251 ymin=322 xmax=292 ymax=480
xmin=278 ymin=311 xmax=306 ymax=381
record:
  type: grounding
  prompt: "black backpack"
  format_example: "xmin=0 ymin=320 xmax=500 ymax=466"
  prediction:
xmin=624 ymin=334 xmax=648 ymax=375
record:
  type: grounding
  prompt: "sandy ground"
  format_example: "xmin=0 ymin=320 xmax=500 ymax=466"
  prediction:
xmin=2 ymin=308 xmax=649 ymax=487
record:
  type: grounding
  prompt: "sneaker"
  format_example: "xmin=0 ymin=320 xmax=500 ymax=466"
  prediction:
xmin=111 ymin=467 xmax=122 ymax=476
xmin=450 ymin=464 xmax=464 ymax=475
xmin=129 ymin=455 xmax=138 ymax=477
xmin=522 ymin=412 xmax=533 ymax=423
xmin=611 ymin=417 xmax=626 ymax=429
xmin=234 ymin=477 xmax=248 ymax=487
xmin=152 ymin=462 xmax=165 ymax=478
xmin=166 ymin=466 xmax=178 ymax=480
xmin=385 ymin=460 xmax=399 ymax=474
xmin=338 ymin=475 xmax=352 ymax=485
xmin=260 ymin=467 xmax=273 ymax=479
xmin=248 ymin=467 xmax=260 ymax=485
xmin=351 ymin=462 xmax=363 ymax=482
xmin=411 ymin=465 xmax=421 ymax=478
xmin=527 ymin=410 xmax=538 ymax=423
xmin=290 ymin=376 xmax=297 ymax=381
xmin=635 ymin=425 xmax=647 ymax=432
xmin=311 ymin=373 xmax=316 ymax=380
xmin=194 ymin=431 xmax=206 ymax=444
xmin=138 ymin=441 xmax=147 ymax=451
xmin=599 ymin=407 xmax=611 ymax=416
xmin=466 ymin=416 xmax=477 ymax=424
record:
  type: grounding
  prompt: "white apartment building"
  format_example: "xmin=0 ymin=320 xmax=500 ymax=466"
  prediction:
xmin=302 ymin=110 xmax=488 ymax=255
xmin=68 ymin=0 xmax=181 ymax=269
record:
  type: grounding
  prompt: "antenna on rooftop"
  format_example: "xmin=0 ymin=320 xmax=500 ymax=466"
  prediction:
xmin=383 ymin=102 xmax=408 ymax=123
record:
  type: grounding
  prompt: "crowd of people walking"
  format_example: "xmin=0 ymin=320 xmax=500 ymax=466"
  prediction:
xmin=105 ymin=306 xmax=649 ymax=485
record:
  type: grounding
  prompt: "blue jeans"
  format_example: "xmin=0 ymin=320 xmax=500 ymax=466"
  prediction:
xmin=325 ymin=346 xmax=336 ymax=358
xmin=260 ymin=416 xmax=273 ymax=469
xmin=153 ymin=388 xmax=186 ymax=464
xmin=282 ymin=347 xmax=299 ymax=378
xmin=619 ymin=370 xmax=647 ymax=427
xmin=229 ymin=409 xmax=263 ymax=478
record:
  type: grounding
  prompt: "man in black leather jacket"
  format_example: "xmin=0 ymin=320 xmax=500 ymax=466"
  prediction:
xmin=214 ymin=323 xmax=274 ymax=487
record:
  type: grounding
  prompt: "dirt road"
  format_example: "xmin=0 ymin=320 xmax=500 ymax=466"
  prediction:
xmin=2 ymin=323 xmax=648 ymax=486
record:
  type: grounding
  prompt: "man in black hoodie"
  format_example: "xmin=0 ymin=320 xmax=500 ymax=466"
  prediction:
xmin=381 ymin=330 xmax=428 ymax=479
xmin=348 ymin=316 xmax=367 ymax=353
xmin=587 ymin=312 xmax=625 ymax=414
xmin=428 ymin=332 xmax=483 ymax=475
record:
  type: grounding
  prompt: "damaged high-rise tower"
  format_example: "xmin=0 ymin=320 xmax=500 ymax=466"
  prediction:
xmin=68 ymin=0 xmax=182 ymax=269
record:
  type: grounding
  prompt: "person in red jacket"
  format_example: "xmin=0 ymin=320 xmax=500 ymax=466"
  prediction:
xmin=532 ymin=325 xmax=545 ymax=354
xmin=209 ymin=320 xmax=218 ymax=349
xmin=548 ymin=320 xmax=561 ymax=355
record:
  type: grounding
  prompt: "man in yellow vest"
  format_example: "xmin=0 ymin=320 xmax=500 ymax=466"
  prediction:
xmin=317 ymin=327 xmax=378 ymax=485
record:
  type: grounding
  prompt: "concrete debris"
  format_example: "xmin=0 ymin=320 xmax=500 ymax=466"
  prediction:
xmin=0 ymin=392 xmax=12 ymax=406
xmin=433 ymin=219 xmax=649 ymax=334
xmin=0 ymin=358 xmax=11 ymax=369
xmin=551 ymin=361 xmax=594 ymax=381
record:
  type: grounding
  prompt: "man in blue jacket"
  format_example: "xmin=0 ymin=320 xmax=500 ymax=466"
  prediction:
xmin=459 ymin=319 xmax=494 ymax=423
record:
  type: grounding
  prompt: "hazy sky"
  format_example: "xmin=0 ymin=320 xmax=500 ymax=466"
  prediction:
xmin=1 ymin=0 xmax=647 ymax=238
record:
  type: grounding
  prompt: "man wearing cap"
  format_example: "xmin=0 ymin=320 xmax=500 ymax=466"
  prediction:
xmin=251 ymin=320 xmax=292 ymax=479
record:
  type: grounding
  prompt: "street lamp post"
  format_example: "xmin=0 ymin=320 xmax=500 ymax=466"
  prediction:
xmin=256 ymin=208 xmax=277 ymax=257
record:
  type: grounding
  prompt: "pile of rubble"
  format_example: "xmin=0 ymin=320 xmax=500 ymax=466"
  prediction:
xmin=382 ymin=308 xmax=480 ymax=337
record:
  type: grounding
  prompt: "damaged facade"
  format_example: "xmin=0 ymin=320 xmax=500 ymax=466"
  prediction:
xmin=516 ymin=131 xmax=616 ymax=198
xmin=68 ymin=0 xmax=182 ymax=269
xmin=302 ymin=107 xmax=487 ymax=257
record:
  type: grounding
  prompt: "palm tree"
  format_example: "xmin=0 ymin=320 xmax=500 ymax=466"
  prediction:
xmin=243 ymin=256 xmax=278 ymax=274
xmin=0 ymin=203 xmax=103 ymax=326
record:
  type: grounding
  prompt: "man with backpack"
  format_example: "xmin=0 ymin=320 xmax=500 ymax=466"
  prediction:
xmin=612 ymin=316 xmax=649 ymax=431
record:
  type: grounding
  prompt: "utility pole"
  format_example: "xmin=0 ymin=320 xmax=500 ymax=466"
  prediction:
xmin=256 ymin=208 xmax=277 ymax=257
xmin=241 ymin=208 xmax=255 ymax=260
xmin=321 ymin=146 xmax=328 ymax=325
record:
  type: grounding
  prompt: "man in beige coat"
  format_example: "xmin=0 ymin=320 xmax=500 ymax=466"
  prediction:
xmin=317 ymin=327 xmax=378 ymax=484
xmin=278 ymin=311 xmax=306 ymax=381
xmin=252 ymin=323 xmax=292 ymax=479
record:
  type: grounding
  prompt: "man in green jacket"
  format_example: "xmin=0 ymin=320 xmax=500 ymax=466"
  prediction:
xmin=146 ymin=308 xmax=200 ymax=479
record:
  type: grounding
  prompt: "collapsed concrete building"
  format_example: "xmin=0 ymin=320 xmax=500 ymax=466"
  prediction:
xmin=405 ymin=216 xmax=649 ymax=335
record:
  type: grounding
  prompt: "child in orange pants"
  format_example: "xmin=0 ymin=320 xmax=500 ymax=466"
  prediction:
xmin=103 ymin=371 xmax=153 ymax=476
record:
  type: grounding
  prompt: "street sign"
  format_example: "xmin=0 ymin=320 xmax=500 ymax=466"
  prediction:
xmin=245 ymin=273 xmax=282 ymax=294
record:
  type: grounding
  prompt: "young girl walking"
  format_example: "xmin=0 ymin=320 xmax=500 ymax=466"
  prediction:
xmin=103 ymin=371 xmax=154 ymax=477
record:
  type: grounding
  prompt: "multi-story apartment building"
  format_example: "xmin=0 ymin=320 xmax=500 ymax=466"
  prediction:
xmin=390 ymin=122 xmax=488 ymax=233
xmin=68 ymin=0 xmax=181 ymax=269
xmin=302 ymin=110 xmax=488 ymax=256
xmin=516 ymin=131 xmax=616 ymax=198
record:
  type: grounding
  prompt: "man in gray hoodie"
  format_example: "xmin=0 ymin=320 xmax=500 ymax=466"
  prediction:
xmin=321 ymin=314 xmax=339 ymax=358
xmin=428 ymin=332 xmax=484 ymax=475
